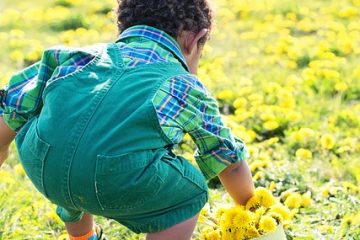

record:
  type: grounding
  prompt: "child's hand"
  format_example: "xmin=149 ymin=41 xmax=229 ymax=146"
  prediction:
xmin=218 ymin=160 xmax=255 ymax=205
xmin=0 ymin=117 xmax=16 ymax=166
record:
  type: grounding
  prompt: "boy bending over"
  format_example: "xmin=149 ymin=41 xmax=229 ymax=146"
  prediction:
xmin=0 ymin=0 xmax=254 ymax=239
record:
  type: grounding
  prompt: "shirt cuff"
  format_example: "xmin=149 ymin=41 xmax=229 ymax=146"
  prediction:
xmin=0 ymin=89 xmax=5 ymax=117
xmin=1 ymin=112 xmax=28 ymax=131
xmin=194 ymin=138 xmax=247 ymax=180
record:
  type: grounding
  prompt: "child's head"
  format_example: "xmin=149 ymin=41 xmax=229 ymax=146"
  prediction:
xmin=116 ymin=0 xmax=213 ymax=74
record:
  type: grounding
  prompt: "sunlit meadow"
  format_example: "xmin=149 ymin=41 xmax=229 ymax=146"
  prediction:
xmin=0 ymin=0 xmax=359 ymax=239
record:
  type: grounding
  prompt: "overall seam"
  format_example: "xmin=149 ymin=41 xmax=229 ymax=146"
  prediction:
xmin=60 ymin=43 xmax=124 ymax=208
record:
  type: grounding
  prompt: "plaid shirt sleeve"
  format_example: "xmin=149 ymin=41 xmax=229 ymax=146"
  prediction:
xmin=153 ymin=74 xmax=248 ymax=180
xmin=0 ymin=46 xmax=96 ymax=131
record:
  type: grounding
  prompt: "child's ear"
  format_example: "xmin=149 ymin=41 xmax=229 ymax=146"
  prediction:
xmin=185 ymin=29 xmax=208 ymax=54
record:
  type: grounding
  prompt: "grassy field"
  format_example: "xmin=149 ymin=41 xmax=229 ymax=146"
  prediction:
xmin=0 ymin=0 xmax=360 ymax=239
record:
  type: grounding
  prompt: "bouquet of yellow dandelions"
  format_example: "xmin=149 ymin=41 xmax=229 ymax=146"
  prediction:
xmin=200 ymin=187 xmax=292 ymax=240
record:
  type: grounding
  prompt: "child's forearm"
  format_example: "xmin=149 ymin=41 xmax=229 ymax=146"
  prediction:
xmin=0 ymin=117 xmax=16 ymax=167
xmin=0 ymin=146 xmax=10 ymax=167
xmin=218 ymin=160 xmax=255 ymax=205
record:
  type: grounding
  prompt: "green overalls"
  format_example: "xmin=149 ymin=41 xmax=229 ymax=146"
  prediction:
xmin=15 ymin=42 xmax=208 ymax=234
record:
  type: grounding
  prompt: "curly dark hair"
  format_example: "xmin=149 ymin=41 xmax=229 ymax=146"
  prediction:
xmin=116 ymin=0 xmax=213 ymax=45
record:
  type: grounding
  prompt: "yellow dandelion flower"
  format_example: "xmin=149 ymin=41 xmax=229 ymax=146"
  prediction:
xmin=301 ymin=191 xmax=312 ymax=207
xmin=202 ymin=228 xmax=221 ymax=240
xmin=335 ymin=82 xmax=348 ymax=92
xmin=286 ymin=60 xmax=297 ymax=70
xmin=233 ymin=98 xmax=247 ymax=109
xmin=322 ymin=188 xmax=330 ymax=198
xmin=295 ymin=148 xmax=312 ymax=160
xmin=233 ymin=209 xmax=254 ymax=227
xmin=263 ymin=120 xmax=279 ymax=131
xmin=284 ymin=192 xmax=302 ymax=209
xmin=244 ymin=225 xmax=261 ymax=238
xmin=342 ymin=181 xmax=358 ymax=193
xmin=260 ymin=113 xmax=276 ymax=121
xmin=321 ymin=134 xmax=335 ymax=150
xmin=217 ymin=89 xmax=235 ymax=101
xmin=0 ymin=171 xmax=16 ymax=185
xmin=265 ymin=137 xmax=279 ymax=145
xmin=215 ymin=207 xmax=227 ymax=220
xmin=233 ymin=227 xmax=246 ymax=240
xmin=253 ymin=171 xmax=264 ymax=181
xmin=269 ymin=181 xmax=277 ymax=191
xmin=58 ymin=233 xmax=69 ymax=240
xmin=220 ymin=207 xmax=239 ymax=227
xmin=221 ymin=226 xmax=235 ymax=240
xmin=220 ymin=216 xmax=233 ymax=230
xmin=286 ymin=111 xmax=302 ymax=122
xmin=250 ymin=160 xmax=263 ymax=172
xmin=235 ymin=204 xmax=245 ymax=211
xmin=267 ymin=212 xmax=283 ymax=224
xmin=245 ymin=195 xmax=261 ymax=211
xmin=259 ymin=215 xmax=277 ymax=233
xmin=269 ymin=204 xmax=291 ymax=221
xmin=10 ymin=50 xmax=24 ymax=62
xmin=255 ymin=187 xmax=276 ymax=208
xmin=235 ymin=111 xmax=253 ymax=122
xmin=338 ymin=7 xmax=358 ymax=18
xmin=291 ymin=128 xmax=315 ymax=143
xmin=299 ymin=128 xmax=316 ymax=137
xmin=280 ymin=188 xmax=296 ymax=200
xmin=198 ymin=214 xmax=206 ymax=223
xmin=25 ymin=49 xmax=42 ymax=62
xmin=198 ymin=203 xmax=210 ymax=223
xmin=9 ymin=29 xmax=25 ymax=38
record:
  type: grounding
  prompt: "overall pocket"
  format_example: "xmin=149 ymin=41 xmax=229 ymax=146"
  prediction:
xmin=16 ymin=119 xmax=51 ymax=197
xmin=95 ymin=150 xmax=162 ymax=212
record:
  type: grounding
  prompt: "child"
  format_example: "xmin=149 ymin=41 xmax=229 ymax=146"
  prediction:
xmin=0 ymin=0 xmax=254 ymax=239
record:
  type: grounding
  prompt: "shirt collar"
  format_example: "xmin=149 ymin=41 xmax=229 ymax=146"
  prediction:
xmin=116 ymin=25 xmax=189 ymax=71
